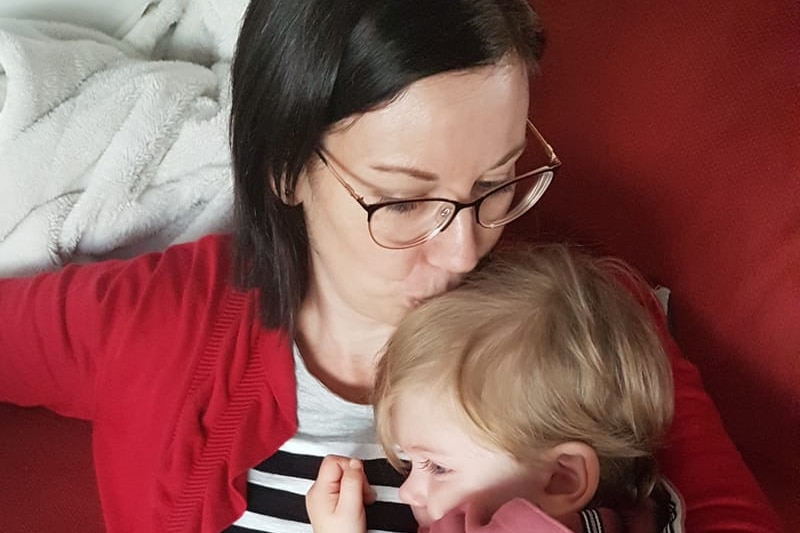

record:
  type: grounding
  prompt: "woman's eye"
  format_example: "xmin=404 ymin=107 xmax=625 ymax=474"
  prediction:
xmin=382 ymin=201 xmax=420 ymax=214
xmin=475 ymin=181 xmax=498 ymax=192
xmin=475 ymin=172 xmax=514 ymax=193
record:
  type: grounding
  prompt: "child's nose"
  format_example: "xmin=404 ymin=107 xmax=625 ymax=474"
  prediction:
xmin=398 ymin=470 xmax=427 ymax=507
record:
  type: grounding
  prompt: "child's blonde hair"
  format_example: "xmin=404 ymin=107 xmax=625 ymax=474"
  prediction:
xmin=374 ymin=244 xmax=673 ymax=510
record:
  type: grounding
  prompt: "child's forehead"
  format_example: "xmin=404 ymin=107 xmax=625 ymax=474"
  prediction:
xmin=390 ymin=401 xmax=517 ymax=468
xmin=390 ymin=390 xmax=479 ymax=449
xmin=391 ymin=384 xmax=458 ymax=420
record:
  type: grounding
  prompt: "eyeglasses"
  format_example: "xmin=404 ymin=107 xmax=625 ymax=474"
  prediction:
xmin=317 ymin=120 xmax=561 ymax=249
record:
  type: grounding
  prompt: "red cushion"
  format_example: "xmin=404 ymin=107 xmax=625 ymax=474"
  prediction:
xmin=0 ymin=404 xmax=103 ymax=532
xmin=512 ymin=0 xmax=799 ymax=529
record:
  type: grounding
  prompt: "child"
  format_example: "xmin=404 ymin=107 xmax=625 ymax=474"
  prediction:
xmin=306 ymin=244 xmax=674 ymax=532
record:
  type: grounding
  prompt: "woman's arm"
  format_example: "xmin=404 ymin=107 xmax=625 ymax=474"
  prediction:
xmin=637 ymin=286 xmax=784 ymax=533
xmin=0 ymin=260 xmax=134 ymax=418
xmin=0 ymin=235 xmax=229 ymax=421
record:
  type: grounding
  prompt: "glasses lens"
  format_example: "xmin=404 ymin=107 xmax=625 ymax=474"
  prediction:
xmin=369 ymin=200 xmax=454 ymax=249
xmin=363 ymin=124 xmax=556 ymax=248
xmin=477 ymin=125 xmax=556 ymax=228
xmin=477 ymin=170 xmax=554 ymax=228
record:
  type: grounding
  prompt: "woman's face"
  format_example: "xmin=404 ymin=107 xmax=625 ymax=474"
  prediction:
xmin=296 ymin=60 xmax=530 ymax=327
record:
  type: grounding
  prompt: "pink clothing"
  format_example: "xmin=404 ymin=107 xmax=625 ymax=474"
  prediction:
xmin=422 ymin=498 xmax=659 ymax=533
xmin=423 ymin=499 xmax=576 ymax=533
xmin=0 ymin=234 xmax=783 ymax=533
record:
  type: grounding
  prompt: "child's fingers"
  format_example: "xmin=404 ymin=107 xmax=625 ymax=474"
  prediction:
xmin=307 ymin=456 xmax=375 ymax=533
xmin=307 ymin=454 xmax=351 ymax=519
xmin=308 ymin=455 xmax=375 ymax=511
xmin=314 ymin=455 xmax=350 ymax=490
xmin=334 ymin=457 xmax=376 ymax=505
xmin=336 ymin=459 xmax=367 ymax=513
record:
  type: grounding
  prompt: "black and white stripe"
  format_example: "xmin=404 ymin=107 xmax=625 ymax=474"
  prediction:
xmin=577 ymin=478 xmax=684 ymax=533
xmin=224 ymin=345 xmax=417 ymax=533
xmin=659 ymin=479 xmax=683 ymax=533
xmin=224 ymin=444 xmax=415 ymax=533
xmin=579 ymin=508 xmax=604 ymax=533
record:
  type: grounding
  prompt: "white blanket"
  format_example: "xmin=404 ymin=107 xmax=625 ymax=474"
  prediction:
xmin=0 ymin=0 xmax=248 ymax=276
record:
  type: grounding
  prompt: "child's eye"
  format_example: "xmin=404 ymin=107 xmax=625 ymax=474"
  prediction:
xmin=420 ymin=459 xmax=450 ymax=476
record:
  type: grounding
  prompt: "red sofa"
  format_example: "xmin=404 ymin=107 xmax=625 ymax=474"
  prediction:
xmin=515 ymin=0 xmax=799 ymax=529
xmin=1 ymin=0 xmax=797 ymax=531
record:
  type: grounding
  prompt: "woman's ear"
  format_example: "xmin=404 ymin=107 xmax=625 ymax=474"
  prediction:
xmin=271 ymin=176 xmax=301 ymax=206
xmin=268 ymin=169 xmax=308 ymax=206
xmin=289 ymin=168 xmax=315 ymax=206
xmin=535 ymin=441 xmax=599 ymax=518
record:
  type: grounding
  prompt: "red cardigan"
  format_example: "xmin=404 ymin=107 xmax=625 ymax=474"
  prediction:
xmin=0 ymin=234 xmax=783 ymax=533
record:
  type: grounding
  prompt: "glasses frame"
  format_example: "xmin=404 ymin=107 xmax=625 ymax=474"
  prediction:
xmin=317 ymin=120 xmax=562 ymax=249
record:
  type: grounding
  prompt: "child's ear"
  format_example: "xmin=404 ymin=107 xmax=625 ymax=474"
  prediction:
xmin=536 ymin=441 xmax=599 ymax=518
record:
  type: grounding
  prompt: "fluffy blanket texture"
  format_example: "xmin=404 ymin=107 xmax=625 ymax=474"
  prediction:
xmin=0 ymin=0 xmax=248 ymax=276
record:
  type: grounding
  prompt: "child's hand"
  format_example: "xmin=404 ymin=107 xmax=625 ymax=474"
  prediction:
xmin=306 ymin=454 xmax=377 ymax=533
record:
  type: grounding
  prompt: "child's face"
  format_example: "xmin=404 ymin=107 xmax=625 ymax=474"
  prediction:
xmin=391 ymin=390 xmax=547 ymax=527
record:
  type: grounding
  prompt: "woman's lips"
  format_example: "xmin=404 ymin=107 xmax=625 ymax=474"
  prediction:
xmin=408 ymin=296 xmax=427 ymax=308
xmin=407 ymin=279 xmax=462 ymax=308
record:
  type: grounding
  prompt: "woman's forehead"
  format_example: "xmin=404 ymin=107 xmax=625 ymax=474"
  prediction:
xmin=323 ymin=62 xmax=530 ymax=175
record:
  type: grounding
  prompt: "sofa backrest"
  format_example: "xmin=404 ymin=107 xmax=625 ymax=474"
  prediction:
xmin=509 ymin=1 xmax=799 ymax=529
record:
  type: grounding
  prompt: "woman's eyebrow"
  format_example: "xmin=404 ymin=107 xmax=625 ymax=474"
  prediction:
xmin=369 ymin=163 xmax=438 ymax=182
xmin=492 ymin=140 xmax=527 ymax=169
xmin=368 ymin=140 xmax=527 ymax=182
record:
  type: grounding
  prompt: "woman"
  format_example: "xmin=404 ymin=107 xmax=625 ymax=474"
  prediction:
xmin=0 ymin=1 xmax=781 ymax=532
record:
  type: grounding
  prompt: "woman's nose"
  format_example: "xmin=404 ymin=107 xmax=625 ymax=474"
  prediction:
xmin=424 ymin=209 xmax=481 ymax=274
xmin=398 ymin=469 xmax=427 ymax=507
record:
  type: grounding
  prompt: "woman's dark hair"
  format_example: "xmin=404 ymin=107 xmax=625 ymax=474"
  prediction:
xmin=230 ymin=0 xmax=546 ymax=333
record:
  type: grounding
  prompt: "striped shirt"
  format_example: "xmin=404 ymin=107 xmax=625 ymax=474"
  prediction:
xmin=223 ymin=346 xmax=686 ymax=533
xmin=224 ymin=345 xmax=416 ymax=533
